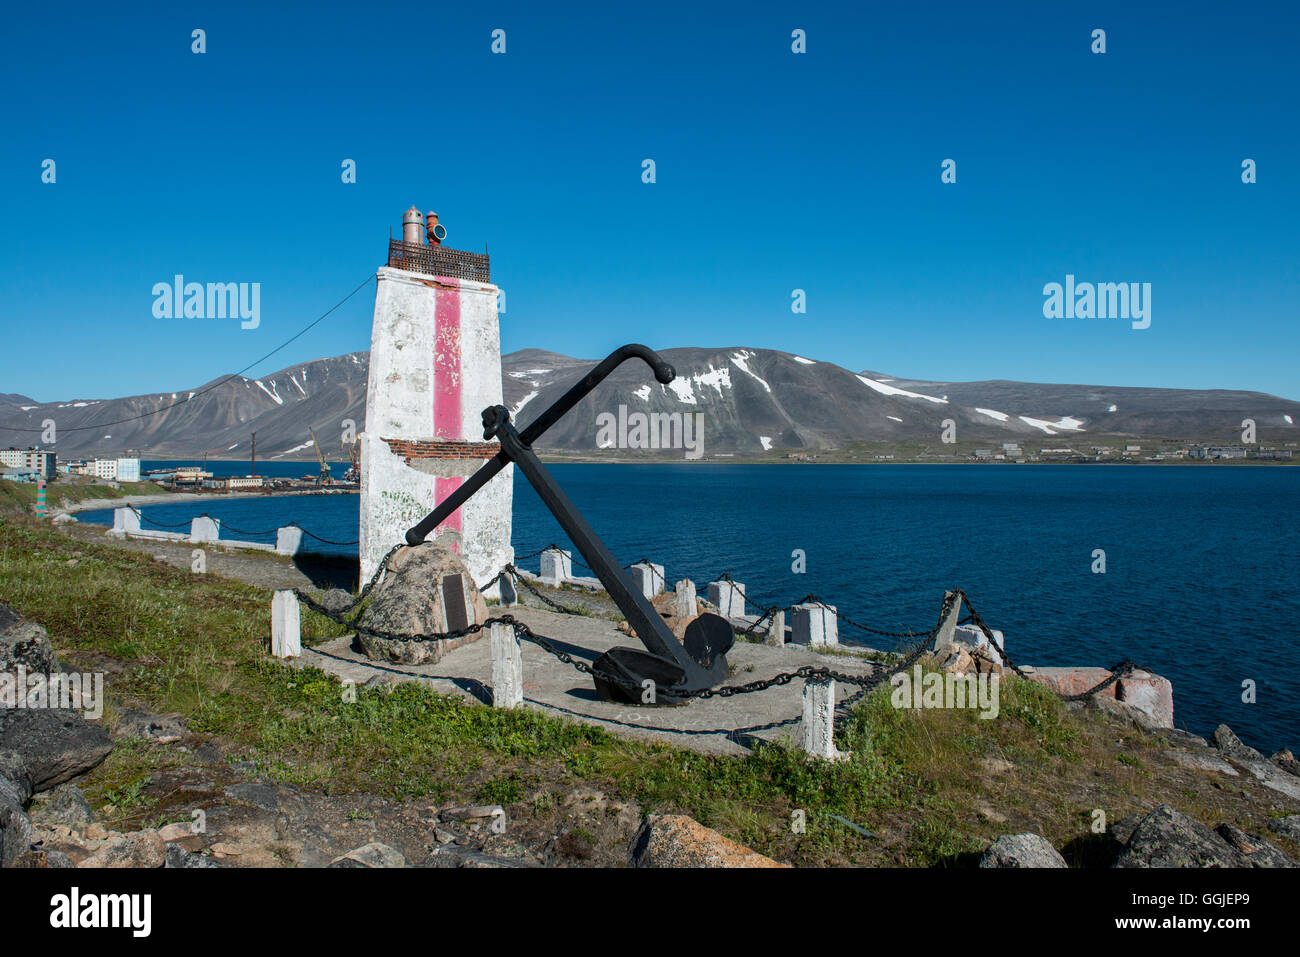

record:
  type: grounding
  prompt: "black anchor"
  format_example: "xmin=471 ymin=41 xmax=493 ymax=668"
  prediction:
xmin=406 ymin=344 xmax=733 ymax=702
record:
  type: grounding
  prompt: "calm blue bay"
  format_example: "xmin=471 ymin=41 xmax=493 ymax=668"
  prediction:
xmin=80 ymin=462 xmax=1299 ymax=752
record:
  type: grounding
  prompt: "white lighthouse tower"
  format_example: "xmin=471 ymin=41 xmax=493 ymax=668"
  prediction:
xmin=358 ymin=207 xmax=513 ymax=589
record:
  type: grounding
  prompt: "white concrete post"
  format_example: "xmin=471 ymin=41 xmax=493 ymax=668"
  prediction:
xmin=110 ymin=504 xmax=141 ymax=535
xmin=801 ymin=677 xmax=850 ymax=762
xmin=953 ymin=623 xmax=1004 ymax=653
xmin=111 ymin=507 xmax=141 ymax=535
xmin=497 ymin=573 xmax=518 ymax=607
xmin=707 ymin=580 xmax=745 ymax=618
xmin=276 ymin=525 xmax=304 ymax=556
xmin=190 ymin=515 xmax=221 ymax=543
xmin=931 ymin=590 xmax=963 ymax=650
xmin=540 ymin=548 xmax=572 ymax=585
xmin=764 ymin=609 xmax=786 ymax=648
xmin=271 ymin=590 xmax=301 ymax=658
xmin=629 ymin=562 xmax=666 ymax=599
xmin=791 ymin=603 xmax=839 ymax=647
xmin=490 ymin=622 xmax=523 ymax=708
xmin=670 ymin=579 xmax=697 ymax=618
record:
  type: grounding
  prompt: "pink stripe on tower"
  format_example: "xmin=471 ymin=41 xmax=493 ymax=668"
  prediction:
xmin=433 ymin=280 xmax=463 ymax=440
xmin=435 ymin=476 xmax=465 ymax=546
xmin=433 ymin=280 xmax=464 ymax=546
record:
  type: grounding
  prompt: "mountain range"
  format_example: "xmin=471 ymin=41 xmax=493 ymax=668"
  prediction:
xmin=1 ymin=348 xmax=1296 ymax=460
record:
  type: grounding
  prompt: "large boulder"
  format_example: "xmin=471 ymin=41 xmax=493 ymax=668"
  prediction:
xmin=629 ymin=814 xmax=785 ymax=868
xmin=1212 ymin=724 xmax=1265 ymax=761
xmin=355 ymin=543 xmax=490 ymax=666
xmin=1110 ymin=805 xmax=1294 ymax=868
xmin=978 ymin=833 xmax=1068 ymax=868
xmin=0 ymin=709 xmax=113 ymax=792
xmin=328 ymin=842 xmax=406 ymax=868
xmin=79 ymin=829 xmax=167 ymax=868
xmin=0 ymin=794 xmax=33 ymax=867
xmin=0 ymin=603 xmax=62 ymax=675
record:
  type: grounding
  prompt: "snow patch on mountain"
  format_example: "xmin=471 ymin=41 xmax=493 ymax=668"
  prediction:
xmin=791 ymin=356 xmax=816 ymax=365
xmin=856 ymin=375 xmax=947 ymax=404
xmin=511 ymin=391 xmax=539 ymax=417
xmin=975 ymin=408 xmax=1009 ymax=422
xmin=1019 ymin=415 xmax=1086 ymax=435
xmin=632 ymin=385 xmax=651 ymax=401
xmin=730 ymin=352 xmax=772 ymax=393
xmin=759 ymin=436 xmax=773 ymax=450
xmin=254 ymin=380 xmax=284 ymax=406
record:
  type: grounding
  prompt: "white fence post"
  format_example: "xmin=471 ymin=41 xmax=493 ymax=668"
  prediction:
xmin=491 ymin=622 xmax=523 ymax=708
xmin=111 ymin=507 xmax=140 ymax=536
xmin=190 ymin=515 xmax=220 ymax=544
xmin=801 ymin=677 xmax=850 ymax=761
xmin=791 ymin=602 xmax=839 ymax=647
xmin=276 ymin=525 xmax=304 ymax=556
xmin=629 ymin=562 xmax=666 ymax=599
xmin=670 ymin=579 xmax=697 ymax=618
xmin=932 ymin=590 xmax=963 ymax=650
xmin=764 ymin=608 xmax=786 ymax=647
xmin=540 ymin=548 xmax=572 ymax=585
xmin=271 ymin=590 xmax=301 ymax=658
xmin=707 ymin=580 xmax=744 ymax=618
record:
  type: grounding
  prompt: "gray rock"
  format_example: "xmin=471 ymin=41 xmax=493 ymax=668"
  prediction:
xmin=223 ymin=782 xmax=280 ymax=813
xmin=1108 ymin=813 xmax=1145 ymax=846
xmin=0 ymin=603 xmax=62 ymax=674
xmin=0 ymin=709 xmax=113 ymax=792
xmin=317 ymin=589 xmax=356 ymax=616
xmin=1270 ymin=750 xmax=1300 ymax=778
xmin=9 ymin=847 xmax=76 ymax=868
xmin=165 ymin=843 xmax=223 ymax=868
xmin=28 ymin=782 xmax=94 ymax=827
xmin=113 ymin=709 xmax=184 ymax=744
xmin=1266 ymin=816 xmax=1300 ymax=844
xmin=1164 ymin=750 xmax=1239 ymax=776
xmin=1115 ymin=805 xmax=1248 ymax=868
xmin=0 ymin=797 xmax=34 ymax=867
xmin=80 ymin=830 xmax=166 ymax=868
xmin=1212 ymin=724 xmax=1265 ymax=761
xmin=0 ymin=748 xmax=32 ymax=806
xmin=978 ymin=833 xmax=1068 ymax=868
xmin=356 ymin=543 xmax=489 ymax=666
xmin=1214 ymin=824 xmax=1297 ymax=867
xmin=1158 ymin=728 xmax=1209 ymax=749
xmin=328 ymin=842 xmax=406 ymax=868
xmin=1235 ymin=759 xmax=1300 ymax=801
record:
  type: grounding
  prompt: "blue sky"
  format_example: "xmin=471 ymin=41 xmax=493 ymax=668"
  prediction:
xmin=2 ymin=1 xmax=1297 ymax=402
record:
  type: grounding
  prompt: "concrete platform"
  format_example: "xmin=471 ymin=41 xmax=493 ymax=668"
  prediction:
xmin=295 ymin=605 xmax=881 ymax=756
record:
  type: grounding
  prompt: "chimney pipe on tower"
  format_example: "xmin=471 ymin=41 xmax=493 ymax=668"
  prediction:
xmin=426 ymin=211 xmax=446 ymax=246
xmin=402 ymin=206 xmax=424 ymax=245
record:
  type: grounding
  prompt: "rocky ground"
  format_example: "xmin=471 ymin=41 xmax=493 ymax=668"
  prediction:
xmin=3 ymin=515 xmax=1300 ymax=869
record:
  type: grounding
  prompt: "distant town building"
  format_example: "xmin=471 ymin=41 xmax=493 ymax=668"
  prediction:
xmin=202 ymin=475 xmax=265 ymax=490
xmin=0 ymin=448 xmax=56 ymax=478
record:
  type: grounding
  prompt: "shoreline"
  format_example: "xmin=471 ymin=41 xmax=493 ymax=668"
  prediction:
xmin=58 ymin=488 xmax=357 ymax=515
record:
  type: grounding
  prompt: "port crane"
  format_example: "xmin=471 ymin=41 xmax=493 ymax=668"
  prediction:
xmin=309 ymin=427 xmax=332 ymax=486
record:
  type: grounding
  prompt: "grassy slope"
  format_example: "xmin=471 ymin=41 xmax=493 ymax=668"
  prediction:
xmin=0 ymin=513 xmax=1293 ymax=866
xmin=0 ymin=477 xmax=164 ymax=511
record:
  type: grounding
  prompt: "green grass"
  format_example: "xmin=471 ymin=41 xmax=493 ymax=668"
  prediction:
xmin=1 ymin=515 xmax=1264 ymax=866
xmin=0 ymin=477 xmax=164 ymax=512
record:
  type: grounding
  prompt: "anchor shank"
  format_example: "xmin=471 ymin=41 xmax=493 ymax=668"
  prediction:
xmin=491 ymin=415 xmax=709 ymax=687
